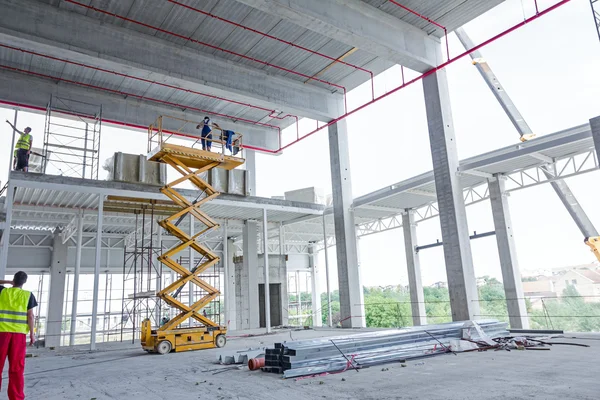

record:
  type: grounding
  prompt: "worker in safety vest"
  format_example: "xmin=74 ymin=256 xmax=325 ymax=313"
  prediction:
xmin=196 ymin=116 xmax=213 ymax=152
xmin=5 ymin=120 xmax=33 ymax=172
xmin=0 ymin=272 xmax=37 ymax=400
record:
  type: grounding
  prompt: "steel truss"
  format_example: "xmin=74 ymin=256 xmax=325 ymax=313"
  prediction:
xmin=354 ymin=148 xmax=599 ymax=237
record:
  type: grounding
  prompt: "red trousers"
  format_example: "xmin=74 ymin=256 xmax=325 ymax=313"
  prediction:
xmin=0 ymin=332 xmax=26 ymax=400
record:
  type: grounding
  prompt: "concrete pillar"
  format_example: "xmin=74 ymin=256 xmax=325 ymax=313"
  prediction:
xmin=489 ymin=176 xmax=530 ymax=329
xmin=240 ymin=220 xmax=259 ymax=329
xmin=402 ymin=210 xmax=427 ymax=326
xmin=423 ymin=59 xmax=480 ymax=321
xmin=262 ymin=209 xmax=271 ymax=333
xmin=225 ymin=236 xmax=237 ymax=330
xmin=279 ymin=223 xmax=289 ymax=326
xmin=591 ymin=116 xmax=600 ymax=166
xmin=308 ymin=245 xmax=322 ymax=327
xmin=328 ymin=120 xmax=365 ymax=328
xmin=45 ymin=230 xmax=68 ymax=348
xmin=322 ymin=213 xmax=333 ymax=327
xmin=245 ymin=150 xmax=256 ymax=196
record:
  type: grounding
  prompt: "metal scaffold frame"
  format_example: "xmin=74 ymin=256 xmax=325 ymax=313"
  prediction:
xmin=43 ymin=95 xmax=102 ymax=180
xmin=120 ymin=206 xmax=163 ymax=343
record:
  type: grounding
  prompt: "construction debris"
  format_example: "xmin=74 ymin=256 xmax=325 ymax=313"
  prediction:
xmin=217 ymin=348 xmax=265 ymax=365
xmin=263 ymin=320 xmax=509 ymax=379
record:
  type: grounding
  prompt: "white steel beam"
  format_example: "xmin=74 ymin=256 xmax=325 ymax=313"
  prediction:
xmin=90 ymin=195 xmax=104 ymax=351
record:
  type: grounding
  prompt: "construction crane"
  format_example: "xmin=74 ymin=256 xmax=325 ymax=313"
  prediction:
xmin=455 ymin=27 xmax=600 ymax=263
xmin=141 ymin=116 xmax=244 ymax=354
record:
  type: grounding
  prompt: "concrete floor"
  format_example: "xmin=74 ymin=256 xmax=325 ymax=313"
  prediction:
xmin=8 ymin=328 xmax=599 ymax=400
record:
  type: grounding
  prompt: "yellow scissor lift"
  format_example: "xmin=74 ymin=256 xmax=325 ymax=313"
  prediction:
xmin=141 ymin=116 xmax=244 ymax=354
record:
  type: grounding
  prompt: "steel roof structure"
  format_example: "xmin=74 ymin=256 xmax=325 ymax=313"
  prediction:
xmin=2 ymin=119 xmax=597 ymax=260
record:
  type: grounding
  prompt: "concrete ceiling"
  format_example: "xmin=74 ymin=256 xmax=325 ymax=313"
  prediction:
xmin=0 ymin=0 xmax=504 ymax=150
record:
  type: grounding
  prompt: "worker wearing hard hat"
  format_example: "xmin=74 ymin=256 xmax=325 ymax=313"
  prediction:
xmin=5 ymin=120 xmax=33 ymax=172
xmin=196 ymin=116 xmax=213 ymax=152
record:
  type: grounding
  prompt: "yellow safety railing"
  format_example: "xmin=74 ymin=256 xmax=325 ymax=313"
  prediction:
xmin=147 ymin=115 xmax=243 ymax=156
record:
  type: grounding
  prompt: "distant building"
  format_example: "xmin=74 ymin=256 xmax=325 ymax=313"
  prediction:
xmin=522 ymin=263 xmax=600 ymax=307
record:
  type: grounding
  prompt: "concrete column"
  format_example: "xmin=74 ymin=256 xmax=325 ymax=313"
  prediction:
xmin=489 ymin=176 xmax=530 ymax=329
xmin=422 ymin=59 xmax=480 ymax=321
xmin=401 ymin=210 xmax=427 ymax=326
xmin=45 ymin=230 xmax=68 ymax=348
xmin=328 ymin=120 xmax=365 ymax=328
xmin=279 ymin=223 xmax=288 ymax=326
xmin=262 ymin=209 xmax=271 ymax=333
xmin=240 ymin=220 xmax=259 ymax=329
xmin=245 ymin=150 xmax=256 ymax=196
xmin=225 ymin=236 xmax=237 ymax=330
xmin=308 ymin=245 xmax=322 ymax=327
xmin=591 ymin=116 xmax=600 ymax=166
xmin=90 ymin=195 xmax=104 ymax=351
xmin=69 ymin=211 xmax=84 ymax=346
xmin=322 ymin=213 xmax=333 ymax=327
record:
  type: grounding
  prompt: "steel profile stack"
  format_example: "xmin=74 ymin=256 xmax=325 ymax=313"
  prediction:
xmin=262 ymin=320 xmax=508 ymax=378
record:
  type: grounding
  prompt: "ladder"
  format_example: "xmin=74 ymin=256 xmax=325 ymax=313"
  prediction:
xmin=141 ymin=141 xmax=244 ymax=354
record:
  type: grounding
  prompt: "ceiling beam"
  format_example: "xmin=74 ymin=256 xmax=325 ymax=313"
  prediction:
xmin=0 ymin=0 xmax=344 ymax=125
xmin=234 ymin=0 xmax=440 ymax=72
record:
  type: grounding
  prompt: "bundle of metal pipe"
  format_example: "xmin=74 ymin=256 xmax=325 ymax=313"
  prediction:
xmin=262 ymin=320 xmax=509 ymax=378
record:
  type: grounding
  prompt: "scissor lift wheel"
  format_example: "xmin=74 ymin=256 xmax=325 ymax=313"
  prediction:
xmin=215 ymin=334 xmax=227 ymax=348
xmin=157 ymin=340 xmax=172 ymax=355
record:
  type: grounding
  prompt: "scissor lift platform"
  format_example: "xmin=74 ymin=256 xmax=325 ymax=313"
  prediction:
xmin=141 ymin=142 xmax=244 ymax=354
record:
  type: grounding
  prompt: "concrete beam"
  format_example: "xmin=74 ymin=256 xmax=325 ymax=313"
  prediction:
xmin=422 ymin=52 xmax=480 ymax=321
xmin=489 ymin=177 xmax=529 ymax=329
xmin=0 ymin=0 xmax=343 ymax=122
xmin=0 ymin=69 xmax=279 ymax=151
xmin=234 ymin=0 xmax=438 ymax=72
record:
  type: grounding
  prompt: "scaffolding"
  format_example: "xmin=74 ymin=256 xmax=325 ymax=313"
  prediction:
xmin=120 ymin=207 xmax=163 ymax=343
xmin=43 ymin=95 xmax=102 ymax=179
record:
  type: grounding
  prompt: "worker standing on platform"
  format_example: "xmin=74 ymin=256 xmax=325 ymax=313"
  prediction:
xmin=196 ymin=116 xmax=213 ymax=152
xmin=211 ymin=123 xmax=234 ymax=155
xmin=0 ymin=272 xmax=37 ymax=400
xmin=5 ymin=120 xmax=33 ymax=172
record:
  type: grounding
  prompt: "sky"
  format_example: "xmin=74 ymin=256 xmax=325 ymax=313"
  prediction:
xmin=1 ymin=0 xmax=600 ymax=296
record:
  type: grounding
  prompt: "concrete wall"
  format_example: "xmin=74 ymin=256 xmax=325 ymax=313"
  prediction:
xmin=234 ymin=254 xmax=288 ymax=328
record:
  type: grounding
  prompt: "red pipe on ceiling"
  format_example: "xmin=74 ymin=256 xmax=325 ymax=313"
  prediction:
xmin=1 ymin=0 xmax=570 ymax=155
xmin=247 ymin=0 xmax=572 ymax=153
xmin=0 ymin=43 xmax=289 ymax=130
xmin=166 ymin=0 xmax=372 ymax=75
xmin=0 ymin=64 xmax=283 ymax=135
xmin=63 ymin=0 xmax=348 ymax=113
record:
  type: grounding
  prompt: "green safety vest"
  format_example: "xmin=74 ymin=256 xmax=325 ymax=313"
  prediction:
xmin=0 ymin=288 xmax=30 ymax=334
xmin=15 ymin=133 xmax=31 ymax=150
